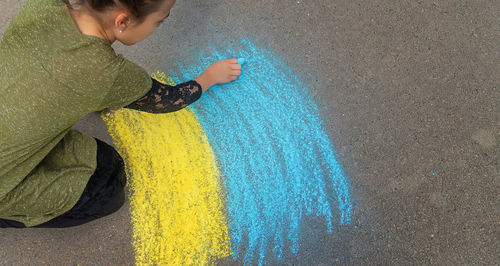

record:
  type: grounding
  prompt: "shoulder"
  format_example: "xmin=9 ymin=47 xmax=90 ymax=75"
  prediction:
xmin=11 ymin=0 xmax=65 ymax=22
xmin=23 ymin=0 xmax=65 ymax=9
xmin=2 ymin=0 xmax=72 ymax=48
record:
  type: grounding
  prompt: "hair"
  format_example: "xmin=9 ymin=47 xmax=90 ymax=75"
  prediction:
xmin=65 ymin=0 xmax=166 ymax=23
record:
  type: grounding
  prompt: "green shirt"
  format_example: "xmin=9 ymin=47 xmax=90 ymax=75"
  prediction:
xmin=0 ymin=0 xmax=152 ymax=226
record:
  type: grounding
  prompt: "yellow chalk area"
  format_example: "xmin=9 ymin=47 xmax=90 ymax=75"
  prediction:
xmin=101 ymin=71 xmax=231 ymax=265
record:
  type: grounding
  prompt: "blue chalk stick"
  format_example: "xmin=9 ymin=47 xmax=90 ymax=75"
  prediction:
xmin=238 ymin=58 xmax=246 ymax=65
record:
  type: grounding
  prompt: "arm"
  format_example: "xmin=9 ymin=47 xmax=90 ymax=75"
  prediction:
xmin=125 ymin=59 xmax=242 ymax=113
xmin=124 ymin=79 xmax=202 ymax=113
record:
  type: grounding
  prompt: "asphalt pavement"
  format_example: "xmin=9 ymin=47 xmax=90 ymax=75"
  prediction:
xmin=1 ymin=0 xmax=498 ymax=264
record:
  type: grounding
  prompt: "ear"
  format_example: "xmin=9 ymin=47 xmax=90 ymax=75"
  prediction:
xmin=114 ymin=12 xmax=130 ymax=31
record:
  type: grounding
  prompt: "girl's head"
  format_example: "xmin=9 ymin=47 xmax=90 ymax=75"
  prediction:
xmin=68 ymin=0 xmax=175 ymax=45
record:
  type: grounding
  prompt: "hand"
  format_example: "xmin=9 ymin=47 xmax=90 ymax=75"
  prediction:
xmin=195 ymin=59 xmax=242 ymax=93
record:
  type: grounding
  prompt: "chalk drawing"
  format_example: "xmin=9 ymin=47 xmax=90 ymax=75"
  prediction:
xmin=102 ymin=40 xmax=352 ymax=265
xmin=172 ymin=39 xmax=352 ymax=265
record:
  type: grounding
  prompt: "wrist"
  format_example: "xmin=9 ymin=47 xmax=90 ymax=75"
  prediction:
xmin=194 ymin=73 xmax=215 ymax=93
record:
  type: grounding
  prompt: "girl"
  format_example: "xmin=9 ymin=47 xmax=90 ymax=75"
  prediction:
xmin=0 ymin=0 xmax=241 ymax=228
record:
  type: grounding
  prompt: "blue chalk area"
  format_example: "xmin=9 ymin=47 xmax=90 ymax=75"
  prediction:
xmin=171 ymin=40 xmax=352 ymax=265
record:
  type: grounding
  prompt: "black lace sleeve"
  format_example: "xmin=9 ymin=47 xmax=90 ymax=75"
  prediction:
xmin=124 ymin=78 xmax=203 ymax=113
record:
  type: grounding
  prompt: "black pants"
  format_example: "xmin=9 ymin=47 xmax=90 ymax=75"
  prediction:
xmin=0 ymin=139 xmax=126 ymax=228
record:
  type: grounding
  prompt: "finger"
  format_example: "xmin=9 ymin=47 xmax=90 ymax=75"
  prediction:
xmin=228 ymin=58 xmax=238 ymax=64
xmin=231 ymin=70 xmax=242 ymax=76
xmin=231 ymin=64 xmax=242 ymax=70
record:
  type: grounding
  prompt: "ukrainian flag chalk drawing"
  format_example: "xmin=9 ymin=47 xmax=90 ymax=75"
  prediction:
xmin=102 ymin=40 xmax=352 ymax=265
